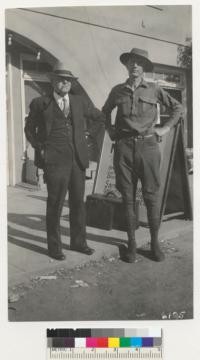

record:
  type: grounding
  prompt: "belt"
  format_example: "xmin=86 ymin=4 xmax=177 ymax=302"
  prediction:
xmin=132 ymin=134 xmax=153 ymax=139
xmin=117 ymin=131 xmax=154 ymax=140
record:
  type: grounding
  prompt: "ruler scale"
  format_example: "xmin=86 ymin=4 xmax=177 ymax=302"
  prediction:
xmin=47 ymin=329 xmax=163 ymax=360
xmin=47 ymin=348 xmax=162 ymax=359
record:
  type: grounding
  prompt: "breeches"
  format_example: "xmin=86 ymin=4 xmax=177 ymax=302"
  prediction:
xmin=114 ymin=134 xmax=161 ymax=220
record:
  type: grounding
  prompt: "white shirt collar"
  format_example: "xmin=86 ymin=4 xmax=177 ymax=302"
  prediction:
xmin=53 ymin=91 xmax=69 ymax=109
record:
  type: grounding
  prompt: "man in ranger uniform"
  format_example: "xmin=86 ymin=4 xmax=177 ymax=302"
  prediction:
xmin=102 ymin=48 xmax=183 ymax=263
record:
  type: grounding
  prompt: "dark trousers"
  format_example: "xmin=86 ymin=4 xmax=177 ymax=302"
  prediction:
xmin=114 ymin=134 xmax=161 ymax=234
xmin=44 ymin=158 xmax=86 ymax=255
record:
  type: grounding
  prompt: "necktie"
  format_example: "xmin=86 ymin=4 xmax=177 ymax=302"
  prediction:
xmin=62 ymin=97 xmax=69 ymax=118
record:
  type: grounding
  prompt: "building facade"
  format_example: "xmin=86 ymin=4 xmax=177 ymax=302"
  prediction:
xmin=5 ymin=6 xmax=192 ymax=186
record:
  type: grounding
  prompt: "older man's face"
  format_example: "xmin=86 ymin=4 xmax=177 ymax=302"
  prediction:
xmin=51 ymin=76 xmax=72 ymax=96
xmin=126 ymin=57 xmax=144 ymax=79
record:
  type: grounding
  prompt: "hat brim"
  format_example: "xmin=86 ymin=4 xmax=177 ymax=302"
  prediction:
xmin=48 ymin=71 xmax=78 ymax=80
xmin=120 ymin=52 xmax=153 ymax=72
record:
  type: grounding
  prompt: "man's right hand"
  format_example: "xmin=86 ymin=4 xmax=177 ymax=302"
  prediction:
xmin=108 ymin=127 xmax=116 ymax=141
xmin=40 ymin=149 xmax=45 ymax=159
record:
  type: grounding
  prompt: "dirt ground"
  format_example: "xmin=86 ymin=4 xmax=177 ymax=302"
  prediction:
xmin=8 ymin=230 xmax=193 ymax=322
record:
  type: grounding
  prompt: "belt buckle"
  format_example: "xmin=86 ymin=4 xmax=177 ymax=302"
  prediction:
xmin=136 ymin=135 xmax=144 ymax=140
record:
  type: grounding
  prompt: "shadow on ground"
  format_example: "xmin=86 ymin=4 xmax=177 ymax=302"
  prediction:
xmin=8 ymin=212 xmax=127 ymax=256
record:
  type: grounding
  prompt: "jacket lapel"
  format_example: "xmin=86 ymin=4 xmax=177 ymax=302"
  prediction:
xmin=69 ymin=94 xmax=82 ymax=130
xmin=43 ymin=95 xmax=63 ymax=135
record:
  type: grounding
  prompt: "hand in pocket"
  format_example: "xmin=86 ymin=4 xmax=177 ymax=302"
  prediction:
xmin=40 ymin=149 xmax=45 ymax=159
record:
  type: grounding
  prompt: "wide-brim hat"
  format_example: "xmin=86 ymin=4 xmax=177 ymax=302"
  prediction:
xmin=49 ymin=60 xmax=78 ymax=80
xmin=120 ymin=48 xmax=153 ymax=72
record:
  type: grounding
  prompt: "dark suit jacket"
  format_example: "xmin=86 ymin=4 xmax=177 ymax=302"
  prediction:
xmin=25 ymin=93 xmax=105 ymax=169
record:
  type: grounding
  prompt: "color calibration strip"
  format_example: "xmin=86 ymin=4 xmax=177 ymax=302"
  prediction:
xmin=47 ymin=328 xmax=162 ymax=348
xmin=47 ymin=328 xmax=162 ymax=356
xmin=48 ymin=335 xmax=162 ymax=348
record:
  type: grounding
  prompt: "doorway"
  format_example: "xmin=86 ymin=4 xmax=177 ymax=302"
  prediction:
xmin=20 ymin=54 xmax=52 ymax=184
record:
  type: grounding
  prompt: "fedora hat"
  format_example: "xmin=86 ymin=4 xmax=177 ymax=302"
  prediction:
xmin=49 ymin=60 xmax=78 ymax=79
xmin=120 ymin=48 xmax=153 ymax=72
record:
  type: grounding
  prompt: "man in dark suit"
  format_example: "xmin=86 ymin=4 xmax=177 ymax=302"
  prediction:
xmin=25 ymin=61 xmax=105 ymax=260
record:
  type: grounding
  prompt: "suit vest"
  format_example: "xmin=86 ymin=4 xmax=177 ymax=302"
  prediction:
xmin=45 ymin=108 xmax=74 ymax=165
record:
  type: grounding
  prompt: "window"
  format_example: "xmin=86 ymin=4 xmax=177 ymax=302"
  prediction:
xmin=21 ymin=55 xmax=52 ymax=118
xmin=144 ymin=70 xmax=184 ymax=88
xmin=23 ymin=60 xmax=52 ymax=74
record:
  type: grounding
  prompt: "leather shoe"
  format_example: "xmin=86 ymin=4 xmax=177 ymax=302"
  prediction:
xmin=70 ymin=245 xmax=95 ymax=255
xmin=49 ymin=252 xmax=66 ymax=261
xmin=119 ymin=244 xmax=136 ymax=263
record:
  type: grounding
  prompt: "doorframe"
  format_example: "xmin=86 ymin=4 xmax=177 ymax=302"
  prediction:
xmin=20 ymin=53 xmax=51 ymax=155
xmin=6 ymin=52 xmax=15 ymax=186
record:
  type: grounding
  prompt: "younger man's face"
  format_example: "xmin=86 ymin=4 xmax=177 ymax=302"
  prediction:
xmin=126 ymin=57 xmax=144 ymax=79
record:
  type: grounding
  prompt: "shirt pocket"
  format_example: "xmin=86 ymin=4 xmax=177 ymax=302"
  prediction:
xmin=138 ymin=96 xmax=157 ymax=114
xmin=115 ymin=96 xmax=130 ymax=115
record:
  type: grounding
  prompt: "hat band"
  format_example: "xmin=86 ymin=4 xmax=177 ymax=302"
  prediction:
xmin=53 ymin=70 xmax=75 ymax=77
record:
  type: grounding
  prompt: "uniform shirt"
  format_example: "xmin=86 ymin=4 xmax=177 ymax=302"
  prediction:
xmin=102 ymin=78 xmax=183 ymax=137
